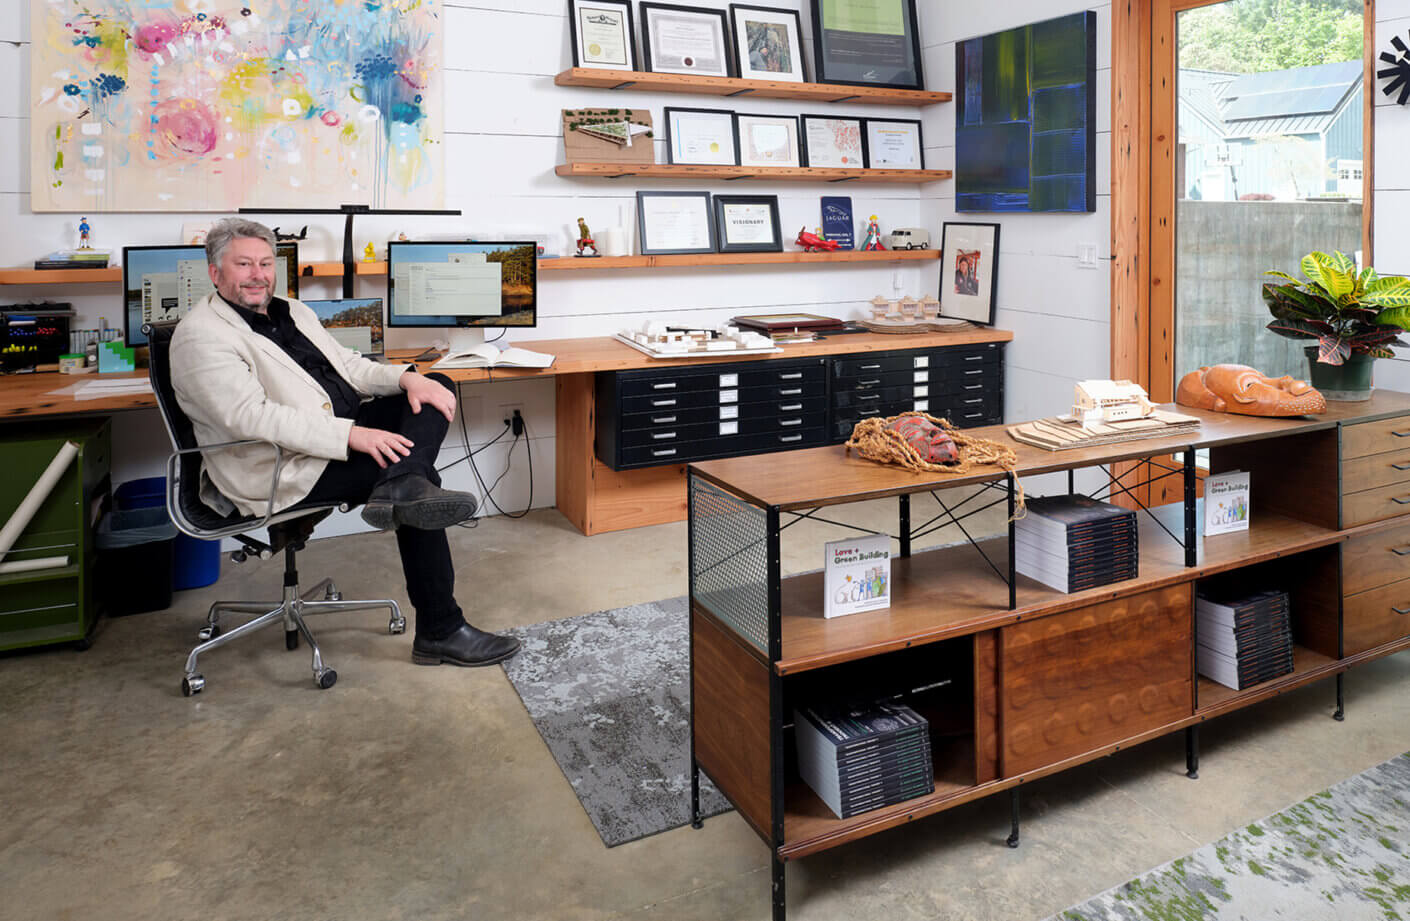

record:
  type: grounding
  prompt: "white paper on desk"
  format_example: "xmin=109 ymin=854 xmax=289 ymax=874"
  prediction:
xmin=49 ymin=379 xmax=154 ymax=400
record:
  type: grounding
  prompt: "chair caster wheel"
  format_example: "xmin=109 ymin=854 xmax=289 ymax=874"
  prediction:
xmin=198 ymin=624 xmax=221 ymax=642
xmin=389 ymin=617 xmax=407 ymax=635
xmin=286 ymin=629 xmax=299 ymax=650
xmin=182 ymin=674 xmax=205 ymax=696
xmin=316 ymin=668 xmax=337 ymax=689
xmin=230 ymin=551 xmax=247 ymax=563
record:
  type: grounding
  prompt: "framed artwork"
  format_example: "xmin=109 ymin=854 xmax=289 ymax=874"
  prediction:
xmin=640 ymin=3 xmax=734 ymax=77
xmin=665 ymin=107 xmax=738 ymax=165
xmin=713 ymin=194 xmax=783 ymax=253
xmin=800 ymin=115 xmax=865 ymax=168
xmin=862 ymin=118 xmax=923 ymax=169
xmin=955 ymin=10 xmax=1096 ymax=212
xmin=637 ymin=190 xmax=717 ymax=255
xmin=940 ymin=222 xmax=1000 ymax=325
xmin=728 ymin=5 xmax=807 ymax=82
xmin=734 ymin=113 xmax=802 ymax=168
xmin=568 ymin=0 xmax=637 ymax=71
xmin=811 ymin=0 xmax=924 ymax=90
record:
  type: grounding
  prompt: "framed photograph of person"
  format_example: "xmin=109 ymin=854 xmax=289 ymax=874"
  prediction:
xmin=713 ymin=194 xmax=783 ymax=253
xmin=640 ymin=3 xmax=734 ymax=77
xmin=728 ymin=5 xmax=807 ymax=83
xmin=665 ymin=107 xmax=738 ymax=165
xmin=939 ymin=222 xmax=1000 ymax=325
xmin=567 ymin=0 xmax=637 ymax=71
xmin=862 ymin=117 xmax=924 ymax=169
xmin=637 ymin=190 xmax=717 ymax=255
xmin=800 ymin=114 xmax=865 ymax=168
xmin=812 ymin=0 xmax=924 ymax=90
xmin=734 ymin=113 xmax=802 ymax=168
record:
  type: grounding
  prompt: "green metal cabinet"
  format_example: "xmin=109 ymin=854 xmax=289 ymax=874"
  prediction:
xmin=0 ymin=419 xmax=111 ymax=651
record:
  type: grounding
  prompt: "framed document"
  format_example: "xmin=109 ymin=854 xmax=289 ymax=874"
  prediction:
xmin=811 ymin=0 xmax=924 ymax=90
xmin=863 ymin=117 xmax=924 ymax=169
xmin=640 ymin=3 xmax=734 ymax=77
xmin=734 ymin=113 xmax=801 ymax=168
xmin=800 ymin=114 xmax=865 ymax=168
xmin=713 ymin=195 xmax=783 ymax=253
xmin=939 ymin=222 xmax=1000 ymax=325
xmin=665 ymin=107 xmax=738 ymax=165
xmin=637 ymin=190 xmax=717 ymax=255
xmin=728 ymin=4 xmax=807 ymax=82
xmin=568 ymin=0 xmax=637 ymax=71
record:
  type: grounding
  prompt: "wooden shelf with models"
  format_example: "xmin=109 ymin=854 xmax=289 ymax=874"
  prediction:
xmin=555 ymin=163 xmax=950 ymax=184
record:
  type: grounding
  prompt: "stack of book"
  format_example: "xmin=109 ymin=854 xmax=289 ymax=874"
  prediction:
xmin=1196 ymin=589 xmax=1294 ymax=690
xmin=34 ymin=249 xmax=111 ymax=270
xmin=1015 ymin=494 xmax=1139 ymax=593
xmin=794 ymin=699 xmax=933 ymax=819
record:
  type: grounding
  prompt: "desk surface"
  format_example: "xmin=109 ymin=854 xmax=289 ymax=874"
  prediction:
xmin=0 ymin=329 xmax=1012 ymax=420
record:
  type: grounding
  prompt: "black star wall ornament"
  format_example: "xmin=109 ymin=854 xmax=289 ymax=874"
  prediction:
xmin=1381 ymin=32 xmax=1410 ymax=106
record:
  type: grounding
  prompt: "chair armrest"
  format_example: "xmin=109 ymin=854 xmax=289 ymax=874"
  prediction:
xmin=166 ymin=438 xmax=291 ymax=540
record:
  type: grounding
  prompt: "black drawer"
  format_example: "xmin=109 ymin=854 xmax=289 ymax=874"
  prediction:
xmin=833 ymin=386 xmax=915 ymax=409
xmin=621 ymin=412 xmax=827 ymax=447
xmin=833 ymin=353 xmax=922 ymax=378
xmin=617 ymin=426 xmax=827 ymax=468
xmin=738 ymin=362 xmax=826 ymax=388
xmin=620 ymin=389 xmax=731 ymax=413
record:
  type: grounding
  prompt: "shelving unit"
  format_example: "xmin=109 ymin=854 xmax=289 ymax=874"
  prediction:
xmin=540 ymin=249 xmax=938 ymax=271
xmin=554 ymin=163 xmax=950 ymax=183
xmin=554 ymin=67 xmax=951 ymax=106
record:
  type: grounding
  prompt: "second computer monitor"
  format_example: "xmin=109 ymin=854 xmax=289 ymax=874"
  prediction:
xmin=386 ymin=241 xmax=537 ymax=347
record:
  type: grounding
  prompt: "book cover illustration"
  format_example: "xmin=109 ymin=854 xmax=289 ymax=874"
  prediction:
xmin=824 ymin=532 xmax=891 ymax=618
xmin=1204 ymin=470 xmax=1250 ymax=536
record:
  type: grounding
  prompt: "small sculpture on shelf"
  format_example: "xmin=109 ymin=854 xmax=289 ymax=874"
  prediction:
xmin=869 ymin=296 xmax=892 ymax=320
xmin=363 ymin=242 xmax=377 ymax=262
xmin=78 ymin=216 xmax=92 ymax=250
xmin=898 ymin=296 xmax=919 ymax=318
xmin=273 ymin=225 xmax=308 ymax=242
xmin=1071 ymin=380 xmax=1156 ymax=423
xmin=860 ymin=215 xmax=885 ymax=251
xmin=576 ymin=217 xmax=599 ymax=257
xmin=796 ymin=226 xmax=841 ymax=252
xmin=920 ymin=293 xmax=941 ymax=320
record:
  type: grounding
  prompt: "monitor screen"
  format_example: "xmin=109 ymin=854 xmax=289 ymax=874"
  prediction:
xmin=303 ymin=297 xmax=384 ymax=358
xmin=124 ymin=241 xmax=298 ymax=346
xmin=386 ymin=241 xmax=537 ymax=330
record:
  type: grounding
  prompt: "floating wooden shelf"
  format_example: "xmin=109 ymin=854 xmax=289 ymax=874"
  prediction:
xmin=539 ymin=250 xmax=939 ymax=271
xmin=555 ymin=67 xmax=951 ymax=107
xmin=556 ymin=162 xmax=949 ymax=183
xmin=303 ymin=261 xmax=387 ymax=277
xmin=0 ymin=267 xmax=121 ymax=285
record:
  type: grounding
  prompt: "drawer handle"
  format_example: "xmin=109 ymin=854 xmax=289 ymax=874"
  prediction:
xmin=964 ymin=384 xmax=983 ymax=391
xmin=1393 ymin=461 xmax=1410 ymax=470
xmin=964 ymin=354 xmax=983 ymax=361
xmin=780 ymin=403 xmax=803 ymax=411
xmin=1392 ymin=496 xmax=1410 ymax=505
xmin=1393 ymin=605 xmax=1410 ymax=615
xmin=781 ymin=388 xmax=802 ymax=396
xmin=1392 ymin=545 xmax=1410 ymax=556
xmin=861 ymin=363 xmax=881 ymax=370
xmin=779 ymin=434 xmax=803 ymax=442
xmin=780 ymin=418 xmax=802 ymax=427
xmin=964 ymin=369 xmax=983 ymax=376
xmin=1393 ymin=429 xmax=1410 ymax=438
xmin=651 ymin=432 xmax=677 ymax=440
xmin=858 ymin=394 xmax=880 ymax=401
xmin=650 ymin=415 xmax=677 ymax=424
xmin=964 ymin=398 xmax=983 ymax=405
xmin=859 ymin=409 xmax=881 ymax=417
xmin=779 ymin=372 xmax=803 ymax=380
xmin=651 ymin=399 xmax=677 ymax=407
xmin=651 ymin=448 xmax=678 ymax=457
xmin=964 ymin=413 xmax=983 ymax=420
xmin=652 ymin=382 xmax=677 ymax=390
xmin=859 ymin=378 xmax=881 ymax=386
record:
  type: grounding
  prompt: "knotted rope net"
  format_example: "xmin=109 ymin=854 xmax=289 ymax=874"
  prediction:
xmin=844 ymin=412 xmax=1025 ymax=512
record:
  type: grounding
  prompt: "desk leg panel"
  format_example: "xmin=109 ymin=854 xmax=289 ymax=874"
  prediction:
xmin=555 ymin=374 xmax=596 ymax=535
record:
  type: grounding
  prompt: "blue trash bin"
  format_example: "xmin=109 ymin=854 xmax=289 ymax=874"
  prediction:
xmin=114 ymin=477 xmax=221 ymax=591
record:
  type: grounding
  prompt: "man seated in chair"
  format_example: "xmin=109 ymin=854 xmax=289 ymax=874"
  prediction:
xmin=170 ymin=217 xmax=519 ymax=667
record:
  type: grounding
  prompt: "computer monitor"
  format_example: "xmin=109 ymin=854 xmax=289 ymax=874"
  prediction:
xmin=385 ymin=241 xmax=537 ymax=352
xmin=303 ymin=297 xmax=384 ymax=358
xmin=123 ymin=241 xmax=298 ymax=346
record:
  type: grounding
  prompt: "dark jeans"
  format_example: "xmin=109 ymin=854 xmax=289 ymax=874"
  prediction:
xmin=295 ymin=373 xmax=466 ymax=641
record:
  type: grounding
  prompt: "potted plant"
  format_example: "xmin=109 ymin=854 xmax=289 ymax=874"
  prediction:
xmin=1263 ymin=250 xmax=1410 ymax=401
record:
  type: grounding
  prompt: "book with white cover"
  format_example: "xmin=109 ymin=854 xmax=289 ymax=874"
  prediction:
xmin=1204 ymin=470 xmax=1250 ymax=536
xmin=824 ymin=533 xmax=891 ymax=618
xmin=432 ymin=343 xmax=555 ymax=370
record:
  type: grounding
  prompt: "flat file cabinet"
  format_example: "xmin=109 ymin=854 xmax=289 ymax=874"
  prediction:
xmin=830 ymin=341 xmax=1005 ymax=442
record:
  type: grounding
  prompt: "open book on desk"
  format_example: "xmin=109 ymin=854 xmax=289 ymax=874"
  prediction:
xmin=431 ymin=343 xmax=555 ymax=370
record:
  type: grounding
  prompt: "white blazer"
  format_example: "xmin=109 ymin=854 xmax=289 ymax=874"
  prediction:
xmin=170 ymin=292 xmax=408 ymax=517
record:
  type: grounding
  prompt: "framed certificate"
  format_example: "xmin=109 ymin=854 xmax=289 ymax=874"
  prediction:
xmin=734 ymin=113 xmax=801 ymax=168
xmin=940 ymin=222 xmax=1000 ymax=325
xmin=728 ymin=4 xmax=807 ymax=82
xmin=800 ymin=114 xmax=865 ymax=168
xmin=641 ymin=3 xmax=734 ymax=77
xmin=665 ymin=107 xmax=738 ymax=165
xmin=812 ymin=0 xmax=924 ymax=90
xmin=568 ymin=0 xmax=637 ymax=70
xmin=863 ymin=117 xmax=924 ymax=169
xmin=713 ymin=195 xmax=782 ymax=253
xmin=637 ymin=190 xmax=717 ymax=255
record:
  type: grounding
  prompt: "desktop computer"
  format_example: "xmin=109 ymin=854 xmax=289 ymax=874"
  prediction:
xmin=386 ymin=241 xmax=537 ymax=353
xmin=123 ymin=242 xmax=298 ymax=346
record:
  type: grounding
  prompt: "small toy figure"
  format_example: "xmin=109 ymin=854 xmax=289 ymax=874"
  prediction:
xmin=363 ymin=242 xmax=377 ymax=262
xmin=575 ymin=217 xmax=599 ymax=257
xmin=861 ymin=215 xmax=885 ymax=251
xmin=796 ymin=226 xmax=841 ymax=252
xmin=272 ymin=225 xmax=308 ymax=242
xmin=78 ymin=216 xmax=91 ymax=249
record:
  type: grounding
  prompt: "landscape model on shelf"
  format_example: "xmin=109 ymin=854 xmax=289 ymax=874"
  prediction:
xmin=614 ymin=321 xmax=780 ymax=359
xmin=1195 ymin=588 xmax=1294 ymax=690
xmin=794 ymin=698 xmax=934 ymax=820
xmin=1014 ymin=494 xmax=1139 ymax=594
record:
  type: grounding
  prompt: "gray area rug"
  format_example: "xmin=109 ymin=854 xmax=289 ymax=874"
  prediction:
xmin=1045 ymin=752 xmax=1410 ymax=920
xmin=501 ymin=597 xmax=732 ymax=847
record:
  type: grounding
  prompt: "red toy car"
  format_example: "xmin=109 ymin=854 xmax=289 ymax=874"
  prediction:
xmin=795 ymin=227 xmax=842 ymax=252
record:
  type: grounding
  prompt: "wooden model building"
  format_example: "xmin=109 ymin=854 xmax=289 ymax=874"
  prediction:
xmin=1071 ymin=379 xmax=1156 ymax=422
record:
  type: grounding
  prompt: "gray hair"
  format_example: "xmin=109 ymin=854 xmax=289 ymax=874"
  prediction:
xmin=205 ymin=218 xmax=277 ymax=266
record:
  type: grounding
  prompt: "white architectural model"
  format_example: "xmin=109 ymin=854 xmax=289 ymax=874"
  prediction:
xmin=1072 ymin=379 xmax=1156 ymax=423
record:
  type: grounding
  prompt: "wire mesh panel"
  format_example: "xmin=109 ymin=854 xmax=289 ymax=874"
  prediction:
xmin=690 ymin=477 xmax=770 ymax=657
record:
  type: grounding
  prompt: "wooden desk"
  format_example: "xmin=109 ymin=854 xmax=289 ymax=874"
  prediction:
xmin=0 ymin=329 xmax=1013 ymax=535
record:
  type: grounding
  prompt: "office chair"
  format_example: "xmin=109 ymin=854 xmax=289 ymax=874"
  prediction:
xmin=143 ymin=322 xmax=405 ymax=697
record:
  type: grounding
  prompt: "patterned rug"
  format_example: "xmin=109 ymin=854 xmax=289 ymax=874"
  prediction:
xmin=500 ymin=597 xmax=732 ymax=847
xmin=1044 ymin=752 xmax=1410 ymax=920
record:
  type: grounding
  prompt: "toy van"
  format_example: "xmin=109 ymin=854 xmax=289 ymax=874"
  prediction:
xmin=883 ymin=228 xmax=929 ymax=250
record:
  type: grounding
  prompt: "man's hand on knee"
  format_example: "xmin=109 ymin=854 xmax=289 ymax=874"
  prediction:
xmin=349 ymin=425 xmax=414 ymax=468
xmin=402 ymin=371 xmax=456 ymax=421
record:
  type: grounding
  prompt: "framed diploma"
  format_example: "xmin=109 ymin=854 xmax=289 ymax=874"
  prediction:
xmin=665 ymin=107 xmax=738 ymax=165
xmin=728 ymin=4 xmax=807 ymax=83
xmin=800 ymin=114 xmax=865 ymax=168
xmin=568 ymin=0 xmax=637 ymax=70
xmin=734 ymin=113 xmax=802 ymax=168
xmin=637 ymin=190 xmax=717 ymax=255
xmin=811 ymin=0 xmax=924 ymax=90
xmin=939 ymin=222 xmax=1000 ymax=325
xmin=713 ymin=195 xmax=782 ymax=253
xmin=640 ymin=3 xmax=734 ymax=77
xmin=862 ymin=117 xmax=923 ymax=169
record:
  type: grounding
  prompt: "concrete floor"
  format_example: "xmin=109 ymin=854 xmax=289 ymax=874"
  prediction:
xmin=2 ymin=495 xmax=1407 ymax=921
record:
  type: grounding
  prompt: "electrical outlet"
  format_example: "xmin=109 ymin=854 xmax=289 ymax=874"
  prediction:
xmin=499 ymin=403 xmax=524 ymax=428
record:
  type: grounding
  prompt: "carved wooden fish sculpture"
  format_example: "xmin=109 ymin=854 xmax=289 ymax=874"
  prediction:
xmin=1176 ymin=364 xmax=1327 ymax=416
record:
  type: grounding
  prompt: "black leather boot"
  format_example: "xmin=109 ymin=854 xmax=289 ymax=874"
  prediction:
xmin=411 ymin=624 xmax=521 ymax=667
xmin=361 ymin=473 xmax=478 ymax=531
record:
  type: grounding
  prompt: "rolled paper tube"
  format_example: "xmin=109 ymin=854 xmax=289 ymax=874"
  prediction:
xmin=0 ymin=441 xmax=80 ymax=563
xmin=0 ymin=555 xmax=70 ymax=575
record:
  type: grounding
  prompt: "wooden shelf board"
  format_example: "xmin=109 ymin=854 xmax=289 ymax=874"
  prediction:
xmin=555 ymin=67 xmax=951 ymax=106
xmin=556 ymin=163 xmax=950 ymax=183
xmin=539 ymin=250 xmax=940 ymax=271
xmin=0 ymin=267 xmax=120 ymax=285
xmin=1195 ymin=645 xmax=1341 ymax=715
xmin=303 ymin=261 xmax=387 ymax=277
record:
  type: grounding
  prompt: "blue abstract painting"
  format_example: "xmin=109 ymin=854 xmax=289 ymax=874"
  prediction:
xmin=955 ymin=11 xmax=1096 ymax=213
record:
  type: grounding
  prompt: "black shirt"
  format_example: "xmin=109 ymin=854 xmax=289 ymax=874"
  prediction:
xmin=224 ymin=295 xmax=362 ymax=419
